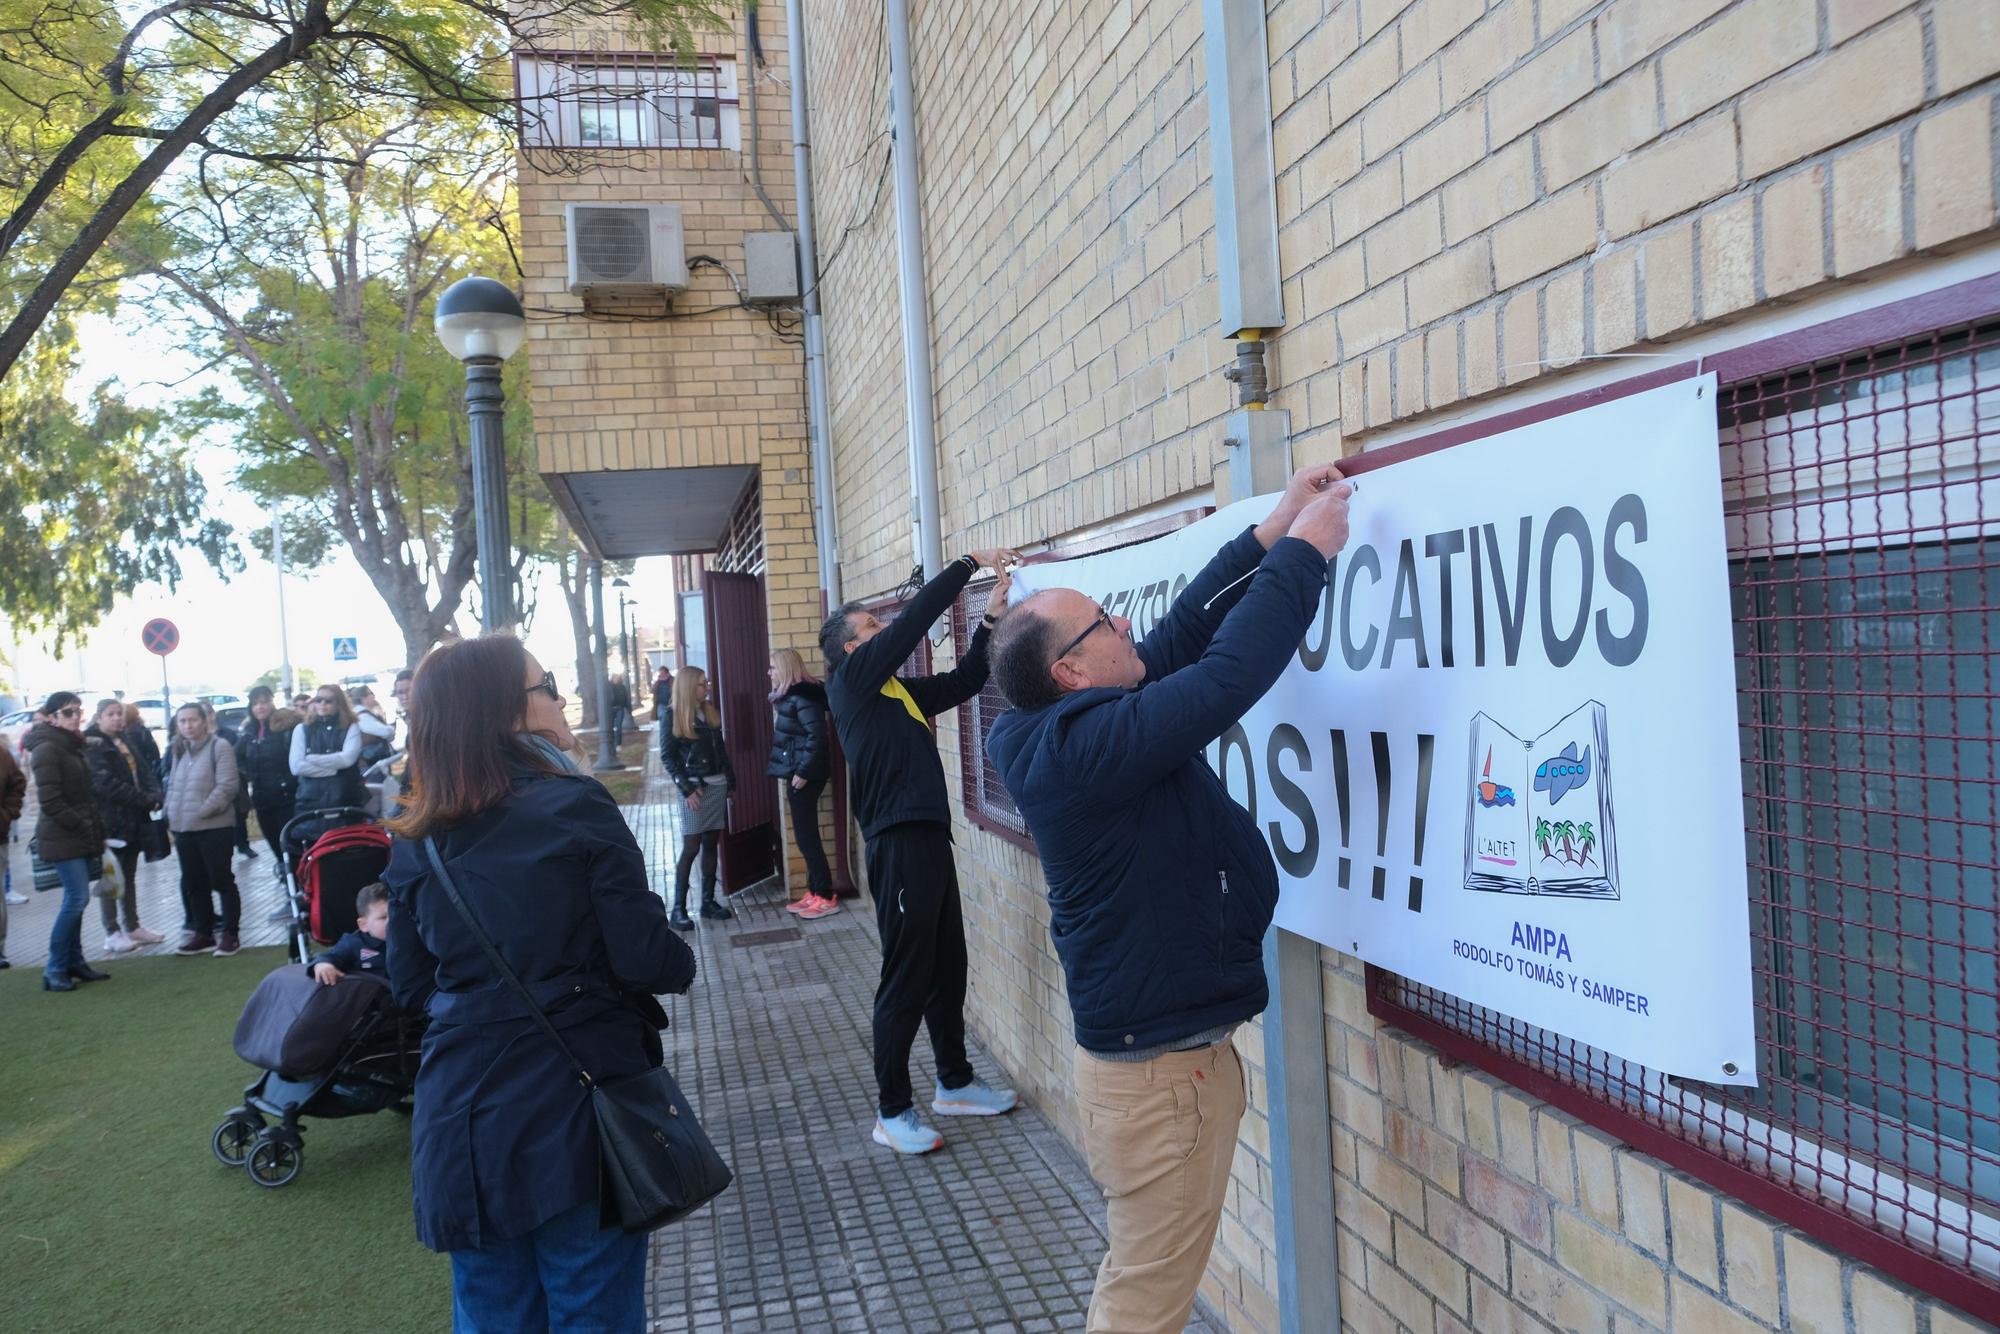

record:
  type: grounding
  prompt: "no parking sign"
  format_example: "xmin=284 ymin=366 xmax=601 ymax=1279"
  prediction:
xmin=141 ymin=618 xmax=179 ymax=656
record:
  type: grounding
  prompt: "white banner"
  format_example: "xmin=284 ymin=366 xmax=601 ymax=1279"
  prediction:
xmin=1012 ymin=376 xmax=1757 ymax=1084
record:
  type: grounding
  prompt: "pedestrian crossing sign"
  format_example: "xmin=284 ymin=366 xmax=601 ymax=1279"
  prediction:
xmin=333 ymin=637 xmax=358 ymax=661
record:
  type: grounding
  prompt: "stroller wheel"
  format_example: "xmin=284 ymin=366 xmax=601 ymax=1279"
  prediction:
xmin=211 ymin=1113 xmax=264 ymax=1168
xmin=246 ymin=1135 xmax=303 ymax=1188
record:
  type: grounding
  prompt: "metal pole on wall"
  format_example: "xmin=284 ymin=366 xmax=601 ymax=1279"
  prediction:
xmin=884 ymin=0 xmax=945 ymax=581
xmin=590 ymin=560 xmax=623 ymax=772
xmin=786 ymin=0 xmax=842 ymax=604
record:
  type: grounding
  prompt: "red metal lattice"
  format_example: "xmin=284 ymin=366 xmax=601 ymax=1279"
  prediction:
xmin=1370 ymin=306 xmax=2000 ymax=1315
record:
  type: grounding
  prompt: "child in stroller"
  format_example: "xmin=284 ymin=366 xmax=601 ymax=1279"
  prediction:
xmin=213 ymin=882 xmax=424 ymax=1189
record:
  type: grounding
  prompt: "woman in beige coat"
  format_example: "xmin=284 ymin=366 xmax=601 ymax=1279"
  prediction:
xmin=164 ymin=702 xmax=241 ymax=957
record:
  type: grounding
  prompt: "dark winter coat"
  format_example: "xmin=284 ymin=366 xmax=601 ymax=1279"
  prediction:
xmin=608 ymin=680 xmax=632 ymax=713
xmin=825 ymin=556 xmax=992 ymax=838
xmin=986 ymin=528 xmax=1329 ymax=1055
xmin=0 ymin=745 xmax=26 ymax=843
xmin=122 ymin=721 xmax=164 ymax=784
xmin=292 ymin=718 xmax=365 ymax=814
xmin=659 ymin=718 xmax=734 ymax=798
xmin=83 ymin=722 xmax=158 ymax=845
xmin=383 ymin=766 xmax=697 ymax=1252
xmin=25 ymin=722 xmax=105 ymax=864
xmin=766 ymin=681 xmax=830 ymax=783
xmin=310 ymin=928 xmax=388 ymax=978
xmin=235 ymin=709 xmax=302 ymax=801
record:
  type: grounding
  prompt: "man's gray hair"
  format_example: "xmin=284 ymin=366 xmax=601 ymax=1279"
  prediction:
xmin=990 ymin=601 xmax=1069 ymax=711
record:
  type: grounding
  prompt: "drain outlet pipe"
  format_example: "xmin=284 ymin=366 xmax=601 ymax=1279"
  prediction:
xmin=744 ymin=4 xmax=790 ymax=232
xmin=884 ymin=0 xmax=945 ymax=580
xmin=784 ymin=0 xmax=842 ymax=604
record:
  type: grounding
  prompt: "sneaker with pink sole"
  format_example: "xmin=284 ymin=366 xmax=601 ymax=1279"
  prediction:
xmin=126 ymin=926 xmax=166 ymax=946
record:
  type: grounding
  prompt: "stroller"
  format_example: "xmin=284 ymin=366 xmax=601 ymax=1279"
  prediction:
xmin=280 ymin=806 xmax=392 ymax=966
xmin=213 ymin=965 xmax=425 ymax=1188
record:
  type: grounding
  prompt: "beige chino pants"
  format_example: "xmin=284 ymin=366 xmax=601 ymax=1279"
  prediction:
xmin=1073 ymin=1040 xmax=1247 ymax=1333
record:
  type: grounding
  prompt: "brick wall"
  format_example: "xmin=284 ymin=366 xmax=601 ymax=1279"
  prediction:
xmin=800 ymin=0 xmax=1999 ymax=1329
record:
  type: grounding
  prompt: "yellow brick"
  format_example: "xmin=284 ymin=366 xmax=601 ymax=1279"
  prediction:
xmin=1442 ymin=138 xmax=1536 ymax=244
xmin=1659 ymin=0 xmax=1817 ymax=125
xmin=1509 ymin=1244 xmax=1611 ymax=1333
xmin=1425 ymin=325 xmax=1458 ymax=407
xmin=1642 ymin=223 xmax=1695 ymax=339
xmin=1404 ymin=98 xmax=1487 ymax=199
xmin=1442 ymin=0 xmax=1534 ymax=105
xmin=1739 ymin=16 xmax=1924 ymax=177
xmin=1333 ymin=156 xmax=1407 ymax=245
xmin=1362 ymin=63 xmax=1442 ymax=161
xmin=1545 ymin=269 xmax=1584 ymax=367
xmin=1393 ymin=335 xmax=1427 ymax=417
xmin=1463 ymin=304 xmax=1499 ymax=397
xmin=1831 ymin=134 xmax=1906 ymax=276
xmin=1616 ymin=1154 xmax=1667 ymax=1257
xmin=1828 ymin=0 xmax=1911 ymax=43
xmin=1851 ymin=1271 xmax=1918 ymax=1334
xmin=1339 ymin=276 xmax=1409 ymax=356
xmin=1328 ymin=30 xmax=1402 ymax=130
xmin=1501 ymin=288 xmax=1540 ymax=386
xmin=1603 ymin=114 xmax=1739 ymax=239
xmin=1936 ymin=0 xmax=2000 ymax=94
xmin=1698 ymin=195 xmax=1758 ymax=321
xmin=1717 ymin=1203 xmax=1779 ymax=1324
xmin=1666 ymin=1175 xmax=1721 ymax=1287
xmin=1539 ymin=70 xmax=1658 ymax=193
xmin=1913 ymin=98 xmax=1996 ymax=249
xmin=1302 ymin=242 xmax=1367 ymax=315
xmin=1570 ymin=1128 xmax=1619 ymax=1230
xmin=1489 ymin=25 xmax=1595 ymax=146
xmin=1760 ymin=165 xmax=1829 ymax=297
xmin=1492 ymin=183 xmax=1597 ymax=289
xmin=1598 ymin=0 xmax=1732 ymax=79
xmin=1673 ymin=1277 xmax=1770 ymax=1333
xmin=1407 ymin=239 xmax=1493 ymax=326
xmin=1592 ymin=247 xmax=1639 ymax=352
xmin=1394 ymin=1215 xmax=1471 ymax=1315
xmin=1365 ymin=200 xmax=1445 ymax=283
xmin=1553 ymin=1211 xmax=1668 ymax=1325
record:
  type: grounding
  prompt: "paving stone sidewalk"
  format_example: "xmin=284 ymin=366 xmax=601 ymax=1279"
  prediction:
xmin=623 ymin=762 xmax=1222 ymax=1333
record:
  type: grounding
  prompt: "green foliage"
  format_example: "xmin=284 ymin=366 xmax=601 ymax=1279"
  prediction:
xmin=0 ymin=322 xmax=238 ymax=647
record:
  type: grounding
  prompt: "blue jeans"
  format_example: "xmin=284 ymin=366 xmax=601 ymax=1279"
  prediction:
xmin=43 ymin=856 xmax=93 ymax=984
xmin=449 ymin=1202 xmax=645 ymax=1332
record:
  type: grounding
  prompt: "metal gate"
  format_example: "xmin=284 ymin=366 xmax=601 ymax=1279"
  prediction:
xmin=702 ymin=570 xmax=777 ymax=892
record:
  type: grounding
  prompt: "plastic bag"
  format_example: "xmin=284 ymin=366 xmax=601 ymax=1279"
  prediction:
xmin=91 ymin=850 xmax=124 ymax=900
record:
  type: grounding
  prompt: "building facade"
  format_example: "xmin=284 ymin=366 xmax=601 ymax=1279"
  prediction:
xmin=793 ymin=1 xmax=2000 ymax=1332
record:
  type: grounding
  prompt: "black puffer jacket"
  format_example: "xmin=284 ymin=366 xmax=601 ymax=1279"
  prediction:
xmin=83 ymin=722 xmax=157 ymax=844
xmin=766 ymin=682 xmax=830 ymax=783
xmin=25 ymin=722 xmax=104 ymax=863
xmin=659 ymin=718 xmax=734 ymax=798
xmin=236 ymin=709 xmax=301 ymax=800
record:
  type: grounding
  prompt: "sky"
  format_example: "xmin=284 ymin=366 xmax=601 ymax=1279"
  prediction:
xmin=5 ymin=312 xmax=680 ymax=707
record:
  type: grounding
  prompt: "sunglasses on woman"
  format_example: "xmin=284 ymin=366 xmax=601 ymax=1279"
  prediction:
xmin=526 ymin=670 xmax=560 ymax=701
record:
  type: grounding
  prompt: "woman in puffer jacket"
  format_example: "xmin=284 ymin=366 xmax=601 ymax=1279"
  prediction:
xmin=658 ymin=667 xmax=734 ymax=932
xmin=26 ymin=693 xmax=107 ymax=991
xmin=83 ymin=699 xmax=165 ymax=953
xmin=766 ymin=648 xmax=836 ymax=920
xmin=164 ymin=702 xmax=242 ymax=958
xmin=236 ymin=686 xmax=301 ymax=865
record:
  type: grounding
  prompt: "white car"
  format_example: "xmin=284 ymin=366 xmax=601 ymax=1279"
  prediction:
xmin=127 ymin=697 xmax=170 ymax=730
xmin=0 ymin=707 xmax=35 ymax=758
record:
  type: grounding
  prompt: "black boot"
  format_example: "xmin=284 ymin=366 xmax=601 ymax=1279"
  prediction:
xmin=70 ymin=964 xmax=111 ymax=982
xmin=670 ymin=885 xmax=694 ymax=932
xmin=699 ymin=881 xmax=733 ymax=921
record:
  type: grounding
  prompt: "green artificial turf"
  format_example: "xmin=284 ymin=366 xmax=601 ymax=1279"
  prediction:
xmin=0 ymin=948 xmax=450 ymax=1332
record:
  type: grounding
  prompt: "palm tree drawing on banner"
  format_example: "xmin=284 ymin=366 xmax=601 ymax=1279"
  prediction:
xmin=1578 ymin=821 xmax=1597 ymax=866
xmin=1534 ymin=817 xmax=1553 ymax=860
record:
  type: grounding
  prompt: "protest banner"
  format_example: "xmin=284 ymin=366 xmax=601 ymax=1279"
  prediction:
xmin=1013 ymin=374 xmax=1757 ymax=1083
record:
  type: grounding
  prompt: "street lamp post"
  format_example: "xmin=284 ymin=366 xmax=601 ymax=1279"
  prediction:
xmin=434 ymin=277 xmax=527 ymax=632
xmin=612 ymin=577 xmax=635 ymax=682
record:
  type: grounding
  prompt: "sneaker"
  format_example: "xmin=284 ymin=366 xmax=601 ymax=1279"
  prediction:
xmin=797 ymin=894 xmax=841 ymax=921
xmin=785 ymin=896 xmax=812 ymax=915
xmin=126 ymin=926 xmax=166 ymax=946
xmin=103 ymin=931 xmax=137 ymax=953
xmin=3 ymin=892 xmax=27 ymax=906
xmin=871 ymin=1109 xmax=944 ymax=1155
xmin=213 ymin=933 xmax=241 ymax=958
xmin=932 ymin=1078 xmax=1019 ymax=1118
xmin=175 ymin=933 xmax=215 ymax=956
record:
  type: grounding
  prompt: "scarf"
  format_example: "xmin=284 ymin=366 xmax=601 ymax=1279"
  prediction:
xmin=520 ymin=732 xmax=582 ymax=774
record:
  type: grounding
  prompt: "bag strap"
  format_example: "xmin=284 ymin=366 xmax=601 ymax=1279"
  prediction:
xmin=423 ymin=837 xmax=599 ymax=1090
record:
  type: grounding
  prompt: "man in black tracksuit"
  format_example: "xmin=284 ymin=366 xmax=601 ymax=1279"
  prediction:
xmin=820 ymin=546 xmax=1022 ymax=1153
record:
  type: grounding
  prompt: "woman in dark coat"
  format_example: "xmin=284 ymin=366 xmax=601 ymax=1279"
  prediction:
xmin=25 ymin=693 xmax=109 ymax=991
xmin=766 ymin=647 xmax=836 ymax=919
xmin=236 ymin=686 xmax=300 ymax=865
xmin=384 ymin=635 xmax=696 ymax=1329
xmin=83 ymin=699 xmax=165 ymax=952
xmin=658 ymin=666 xmax=734 ymax=931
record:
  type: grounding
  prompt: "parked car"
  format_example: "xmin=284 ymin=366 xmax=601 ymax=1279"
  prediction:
xmin=0 ymin=707 xmax=36 ymax=758
xmin=128 ymin=697 xmax=170 ymax=730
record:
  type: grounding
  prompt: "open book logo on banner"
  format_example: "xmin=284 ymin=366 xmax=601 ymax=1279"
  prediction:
xmin=1465 ymin=701 xmax=1620 ymax=900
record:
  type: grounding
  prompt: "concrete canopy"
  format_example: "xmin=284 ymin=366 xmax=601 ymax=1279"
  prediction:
xmin=544 ymin=464 xmax=755 ymax=560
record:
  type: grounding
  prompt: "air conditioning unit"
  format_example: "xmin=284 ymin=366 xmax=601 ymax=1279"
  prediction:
xmin=564 ymin=203 xmax=688 ymax=295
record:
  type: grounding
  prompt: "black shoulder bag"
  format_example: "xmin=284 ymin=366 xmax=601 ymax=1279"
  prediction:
xmin=423 ymin=838 xmax=732 ymax=1232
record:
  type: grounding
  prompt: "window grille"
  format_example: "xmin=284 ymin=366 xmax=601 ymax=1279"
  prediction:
xmin=1369 ymin=298 xmax=2000 ymax=1315
xmin=953 ymin=581 xmax=1031 ymax=845
xmin=515 ymin=54 xmax=739 ymax=152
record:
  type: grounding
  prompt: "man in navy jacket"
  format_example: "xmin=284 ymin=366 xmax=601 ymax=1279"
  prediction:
xmin=985 ymin=465 xmax=1350 ymax=1333
xmin=821 ymin=544 xmax=1023 ymax=1154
